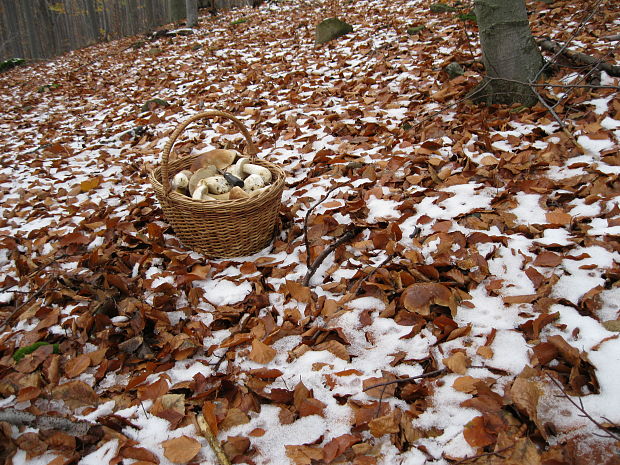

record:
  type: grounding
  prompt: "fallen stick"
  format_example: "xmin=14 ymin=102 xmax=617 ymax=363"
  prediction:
xmin=0 ymin=408 xmax=91 ymax=436
xmin=303 ymin=227 xmax=362 ymax=287
xmin=538 ymin=39 xmax=620 ymax=77
xmin=197 ymin=414 xmax=231 ymax=465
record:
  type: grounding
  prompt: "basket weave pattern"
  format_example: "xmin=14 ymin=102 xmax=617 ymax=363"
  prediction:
xmin=148 ymin=111 xmax=285 ymax=258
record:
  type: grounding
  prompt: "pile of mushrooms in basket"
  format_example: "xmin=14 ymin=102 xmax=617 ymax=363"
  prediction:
xmin=171 ymin=148 xmax=272 ymax=201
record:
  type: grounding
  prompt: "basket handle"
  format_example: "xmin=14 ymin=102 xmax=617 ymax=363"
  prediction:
xmin=161 ymin=110 xmax=258 ymax=194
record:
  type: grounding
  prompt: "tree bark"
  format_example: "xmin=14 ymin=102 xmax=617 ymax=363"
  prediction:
xmin=473 ymin=0 xmax=545 ymax=106
xmin=186 ymin=0 xmax=198 ymax=27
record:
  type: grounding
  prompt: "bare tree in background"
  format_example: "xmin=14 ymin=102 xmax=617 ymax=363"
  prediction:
xmin=186 ymin=0 xmax=198 ymax=27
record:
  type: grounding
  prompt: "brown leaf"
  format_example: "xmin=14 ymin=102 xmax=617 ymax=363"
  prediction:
xmin=223 ymin=436 xmax=250 ymax=460
xmin=548 ymin=335 xmax=581 ymax=366
xmin=249 ymin=338 xmax=277 ymax=364
xmin=139 ymin=377 xmax=169 ymax=401
xmin=52 ymin=380 xmax=98 ymax=408
xmin=15 ymin=432 xmax=47 ymax=458
xmin=220 ymin=408 xmax=250 ymax=431
xmin=463 ymin=416 xmax=495 ymax=448
xmin=545 ymin=210 xmax=572 ymax=225
xmin=401 ymin=283 xmax=453 ymax=315
xmin=80 ymin=176 xmax=102 ymax=192
xmin=314 ymin=340 xmax=350 ymax=361
xmin=362 ymin=372 xmax=397 ymax=398
xmin=285 ymin=445 xmax=324 ymax=465
xmin=533 ymin=251 xmax=562 ymax=267
xmin=368 ymin=411 xmax=400 ymax=437
xmin=323 ymin=434 xmax=360 ymax=463
xmin=299 ymin=398 xmax=326 ymax=417
xmin=286 ymin=280 xmax=312 ymax=303
xmin=510 ymin=376 xmax=541 ymax=428
xmin=452 ymin=376 xmax=479 ymax=393
xmin=64 ymin=354 xmax=91 ymax=378
xmin=16 ymin=386 xmax=41 ymax=403
xmin=151 ymin=394 xmax=185 ymax=417
xmin=120 ymin=446 xmax=160 ymax=464
xmin=442 ymin=352 xmax=468 ymax=374
xmin=476 ymin=346 xmax=493 ymax=359
xmin=161 ymin=436 xmax=201 ymax=464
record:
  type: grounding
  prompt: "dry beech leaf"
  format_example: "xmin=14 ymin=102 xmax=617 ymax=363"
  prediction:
xmin=368 ymin=411 xmax=400 ymax=437
xmin=443 ymin=352 xmax=468 ymax=374
xmin=476 ymin=346 xmax=494 ymax=359
xmin=285 ymin=445 xmax=324 ymax=465
xmin=64 ymin=353 xmax=91 ymax=378
xmin=452 ymin=376 xmax=479 ymax=393
xmin=286 ymin=280 xmax=312 ymax=303
xmin=161 ymin=436 xmax=201 ymax=464
xmin=463 ymin=416 xmax=495 ymax=448
xmin=52 ymin=380 xmax=98 ymax=408
xmin=249 ymin=338 xmax=277 ymax=364
xmin=120 ymin=446 xmax=160 ymax=464
xmin=80 ymin=176 xmax=102 ymax=192
xmin=545 ymin=210 xmax=572 ymax=225
xmin=314 ymin=340 xmax=350 ymax=361
xmin=533 ymin=251 xmax=562 ymax=267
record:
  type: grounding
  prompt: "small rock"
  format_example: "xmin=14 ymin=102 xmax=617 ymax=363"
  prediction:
xmin=315 ymin=18 xmax=353 ymax=45
xmin=445 ymin=62 xmax=465 ymax=79
xmin=430 ymin=3 xmax=458 ymax=13
xmin=406 ymin=26 xmax=425 ymax=35
xmin=141 ymin=98 xmax=170 ymax=112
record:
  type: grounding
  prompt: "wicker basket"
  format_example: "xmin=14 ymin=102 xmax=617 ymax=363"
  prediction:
xmin=148 ymin=110 xmax=285 ymax=258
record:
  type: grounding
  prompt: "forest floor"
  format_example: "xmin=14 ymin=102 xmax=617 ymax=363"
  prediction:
xmin=0 ymin=0 xmax=619 ymax=464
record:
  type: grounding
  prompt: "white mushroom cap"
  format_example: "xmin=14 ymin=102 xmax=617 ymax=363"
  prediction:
xmin=191 ymin=149 xmax=240 ymax=171
xmin=243 ymin=173 xmax=265 ymax=193
xmin=242 ymin=163 xmax=272 ymax=183
xmin=188 ymin=166 xmax=218 ymax=195
xmin=171 ymin=170 xmax=192 ymax=191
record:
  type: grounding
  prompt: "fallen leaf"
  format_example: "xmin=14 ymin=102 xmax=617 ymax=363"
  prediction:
xmin=161 ymin=436 xmax=201 ymax=464
xmin=249 ymin=338 xmax=277 ymax=364
xmin=401 ymin=283 xmax=453 ymax=315
xmin=443 ymin=352 xmax=468 ymax=374
xmin=64 ymin=354 xmax=91 ymax=378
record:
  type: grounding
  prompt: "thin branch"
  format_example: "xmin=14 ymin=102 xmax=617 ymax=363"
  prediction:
xmin=452 ymin=444 xmax=514 ymax=464
xmin=603 ymin=34 xmax=620 ymax=41
xmin=545 ymin=372 xmax=620 ymax=441
xmin=303 ymin=227 xmax=361 ymax=287
xmin=534 ymin=0 xmax=603 ymax=81
xmin=0 ymin=408 xmax=91 ymax=436
xmin=538 ymin=38 xmax=620 ymax=77
xmin=528 ymin=80 xmax=583 ymax=152
xmin=303 ymin=184 xmax=344 ymax=269
xmin=363 ymin=368 xmax=447 ymax=392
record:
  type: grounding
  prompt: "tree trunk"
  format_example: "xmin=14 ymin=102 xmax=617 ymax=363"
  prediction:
xmin=186 ymin=0 xmax=198 ymax=27
xmin=473 ymin=0 xmax=545 ymax=106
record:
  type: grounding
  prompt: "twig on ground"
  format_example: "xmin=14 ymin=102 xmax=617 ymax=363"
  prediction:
xmin=303 ymin=184 xmax=344 ymax=269
xmin=303 ymin=227 xmax=362 ymax=287
xmin=0 ymin=278 xmax=54 ymax=333
xmin=363 ymin=368 xmax=447 ymax=392
xmin=452 ymin=444 xmax=515 ymax=464
xmin=365 ymin=367 xmax=447 ymax=418
xmin=528 ymin=80 xmax=583 ymax=152
xmin=603 ymin=34 xmax=620 ymax=41
xmin=197 ymin=414 xmax=231 ymax=465
xmin=545 ymin=372 xmax=620 ymax=441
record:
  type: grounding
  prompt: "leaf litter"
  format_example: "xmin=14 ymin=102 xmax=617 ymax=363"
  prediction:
xmin=0 ymin=0 xmax=619 ymax=464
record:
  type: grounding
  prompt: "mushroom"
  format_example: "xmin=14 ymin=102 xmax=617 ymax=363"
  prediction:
xmin=226 ymin=157 xmax=250 ymax=179
xmin=196 ymin=175 xmax=231 ymax=195
xmin=190 ymin=149 xmax=239 ymax=171
xmin=229 ymin=186 xmax=250 ymax=199
xmin=171 ymin=170 xmax=193 ymax=193
xmin=249 ymin=186 xmax=269 ymax=198
xmin=242 ymin=163 xmax=272 ymax=184
xmin=188 ymin=166 xmax=218 ymax=195
xmin=191 ymin=184 xmax=216 ymax=201
xmin=243 ymin=173 xmax=265 ymax=193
